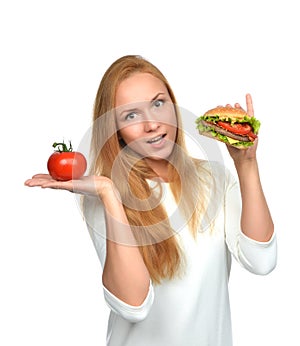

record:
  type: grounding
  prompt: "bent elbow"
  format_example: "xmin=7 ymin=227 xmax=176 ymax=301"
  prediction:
xmin=120 ymin=304 xmax=152 ymax=323
xmin=238 ymin=231 xmax=277 ymax=276
xmin=103 ymin=281 xmax=154 ymax=323
xmin=251 ymin=257 xmax=277 ymax=276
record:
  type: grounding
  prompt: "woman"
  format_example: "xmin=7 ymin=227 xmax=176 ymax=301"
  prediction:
xmin=25 ymin=55 xmax=277 ymax=346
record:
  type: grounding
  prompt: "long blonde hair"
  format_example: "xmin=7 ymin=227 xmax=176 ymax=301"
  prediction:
xmin=89 ymin=55 xmax=210 ymax=284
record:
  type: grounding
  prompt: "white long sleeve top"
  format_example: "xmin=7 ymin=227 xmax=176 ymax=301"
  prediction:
xmin=83 ymin=162 xmax=277 ymax=346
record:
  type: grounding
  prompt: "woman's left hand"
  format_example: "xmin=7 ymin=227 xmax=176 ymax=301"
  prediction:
xmin=225 ymin=93 xmax=258 ymax=163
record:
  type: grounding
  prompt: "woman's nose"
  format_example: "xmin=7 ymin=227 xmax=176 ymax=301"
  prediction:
xmin=143 ymin=110 xmax=160 ymax=132
xmin=144 ymin=119 xmax=160 ymax=132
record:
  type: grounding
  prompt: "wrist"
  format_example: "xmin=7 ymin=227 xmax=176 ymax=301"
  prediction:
xmin=234 ymin=158 xmax=260 ymax=185
xmin=98 ymin=180 xmax=123 ymax=208
xmin=234 ymin=157 xmax=258 ymax=171
xmin=92 ymin=176 xmax=119 ymax=200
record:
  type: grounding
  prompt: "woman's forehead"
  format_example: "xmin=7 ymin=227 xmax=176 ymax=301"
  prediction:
xmin=115 ymin=73 xmax=168 ymax=107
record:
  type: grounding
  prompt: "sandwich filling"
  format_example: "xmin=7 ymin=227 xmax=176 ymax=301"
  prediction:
xmin=196 ymin=114 xmax=261 ymax=147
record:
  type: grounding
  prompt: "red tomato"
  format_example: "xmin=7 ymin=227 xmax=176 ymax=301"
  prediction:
xmin=248 ymin=131 xmax=258 ymax=141
xmin=218 ymin=121 xmax=252 ymax=135
xmin=47 ymin=142 xmax=87 ymax=181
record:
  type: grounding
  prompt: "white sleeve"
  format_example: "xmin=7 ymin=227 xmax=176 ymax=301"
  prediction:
xmin=224 ymin=171 xmax=277 ymax=275
xmin=103 ymin=280 xmax=154 ymax=323
xmin=83 ymin=196 xmax=155 ymax=322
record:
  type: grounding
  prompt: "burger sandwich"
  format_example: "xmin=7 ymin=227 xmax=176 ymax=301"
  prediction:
xmin=196 ymin=106 xmax=261 ymax=149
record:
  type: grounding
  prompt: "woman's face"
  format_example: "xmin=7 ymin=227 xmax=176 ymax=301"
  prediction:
xmin=115 ymin=72 xmax=177 ymax=161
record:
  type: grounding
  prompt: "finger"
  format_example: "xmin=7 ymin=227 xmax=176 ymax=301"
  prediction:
xmin=225 ymin=104 xmax=232 ymax=108
xmin=24 ymin=174 xmax=54 ymax=186
xmin=40 ymin=179 xmax=73 ymax=189
xmin=24 ymin=179 xmax=33 ymax=186
xmin=24 ymin=178 xmax=48 ymax=187
xmin=31 ymin=173 xmax=52 ymax=179
xmin=246 ymin=93 xmax=254 ymax=117
xmin=25 ymin=175 xmax=56 ymax=186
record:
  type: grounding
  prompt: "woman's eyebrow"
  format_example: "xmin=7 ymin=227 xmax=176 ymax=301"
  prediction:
xmin=118 ymin=107 xmax=139 ymax=117
xmin=118 ymin=92 xmax=166 ymax=117
xmin=151 ymin=92 xmax=165 ymax=102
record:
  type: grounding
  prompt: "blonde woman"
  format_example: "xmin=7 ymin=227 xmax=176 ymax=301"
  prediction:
xmin=25 ymin=55 xmax=276 ymax=346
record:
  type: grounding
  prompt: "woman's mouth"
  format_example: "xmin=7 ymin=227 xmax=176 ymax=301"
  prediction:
xmin=146 ymin=134 xmax=167 ymax=144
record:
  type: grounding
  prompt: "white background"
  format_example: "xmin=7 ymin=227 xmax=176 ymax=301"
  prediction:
xmin=1 ymin=0 xmax=299 ymax=345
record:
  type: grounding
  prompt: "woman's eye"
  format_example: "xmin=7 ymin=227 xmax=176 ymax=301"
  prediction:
xmin=125 ymin=112 xmax=138 ymax=121
xmin=153 ymin=99 xmax=164 ymax=108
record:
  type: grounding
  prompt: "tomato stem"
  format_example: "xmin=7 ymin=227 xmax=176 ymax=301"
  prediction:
xmin=52 ymin=141 xmax=73 ymax=152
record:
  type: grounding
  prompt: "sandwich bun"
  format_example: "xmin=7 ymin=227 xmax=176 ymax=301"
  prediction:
xmin=204 ymin=106 xmax=248 ymax=120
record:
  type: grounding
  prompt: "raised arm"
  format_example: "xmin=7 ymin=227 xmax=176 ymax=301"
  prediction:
xmin=226 ymin=94 xmax=274 ymax=242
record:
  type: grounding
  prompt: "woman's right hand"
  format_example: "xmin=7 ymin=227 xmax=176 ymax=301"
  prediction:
xmin=24 ymin=174 xmax=116 ymax=198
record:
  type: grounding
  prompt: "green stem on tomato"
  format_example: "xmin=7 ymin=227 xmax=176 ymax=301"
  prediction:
xmin=52 ymin=141 xmax=73 ymax=152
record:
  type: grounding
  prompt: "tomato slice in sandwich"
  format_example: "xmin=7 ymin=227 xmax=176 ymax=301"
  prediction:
xmin=217 ymin=121 xmax=252 ymax=135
